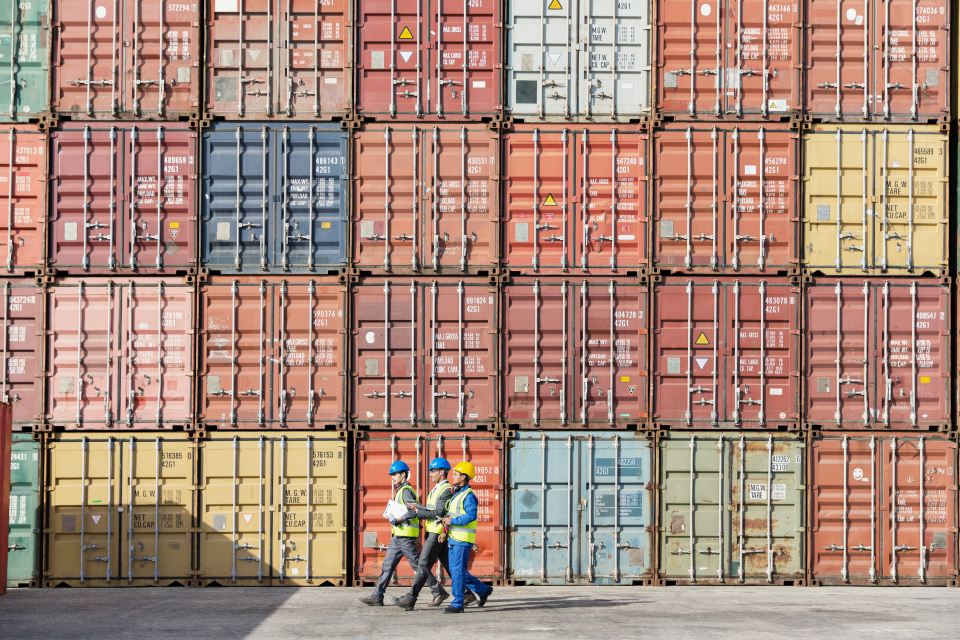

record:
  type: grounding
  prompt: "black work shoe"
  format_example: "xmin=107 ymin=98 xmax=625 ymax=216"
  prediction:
xmin=359 ymin=596 xmax=384 ymax=606
xmin=429 ymin=591 xmax=449 ymax=607
xmin=463 ymin=592 xmax=477 ymax=607
xmin=442 ymin=606 xmax=464 ymax=614
xmin=391 ymin=596 xmax=416 ymax=611
xmin=477 ymin=587 xmax=493 ymax=608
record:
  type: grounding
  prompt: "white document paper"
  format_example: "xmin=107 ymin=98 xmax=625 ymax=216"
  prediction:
xmin=383 ymin=500 xmax=409 ymax=521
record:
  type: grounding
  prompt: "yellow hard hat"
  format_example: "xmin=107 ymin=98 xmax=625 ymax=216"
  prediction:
xmin=453 ymin=461 xmax=475 ymax=479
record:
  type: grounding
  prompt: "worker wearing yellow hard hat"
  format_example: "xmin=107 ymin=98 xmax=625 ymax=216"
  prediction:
xmin=439 ymin=461 xmax=493 ymax=613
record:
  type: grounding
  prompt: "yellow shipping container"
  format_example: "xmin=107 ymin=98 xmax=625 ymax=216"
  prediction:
xmin=43 ymin=433 xmax=195 ymax=588
xmin=195 ymin=432 xmax=347 ymax=587
xmin=802 ymin=125 xmax=948 ymax=275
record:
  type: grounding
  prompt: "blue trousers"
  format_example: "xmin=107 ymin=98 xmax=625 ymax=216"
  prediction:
xmin=448 ymin=542 xmax=491 ymax=609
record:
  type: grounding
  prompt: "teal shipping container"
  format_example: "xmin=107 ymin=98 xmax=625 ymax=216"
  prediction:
xmin=7 ymin=432 xmax=40 ymax=587
xmin=0 ymin=0 xmax=50 ymax=123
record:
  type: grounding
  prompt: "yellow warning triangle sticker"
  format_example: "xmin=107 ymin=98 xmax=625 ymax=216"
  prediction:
xmin=543 ymin=193 xmax=558 ymax=206
xmin=695 ymin=332 xmax=710 ymax=345
xmin=399 ymin=26 xmax=414 ymax=39
xmin=548 ymin=0 xmax=563 ymax=9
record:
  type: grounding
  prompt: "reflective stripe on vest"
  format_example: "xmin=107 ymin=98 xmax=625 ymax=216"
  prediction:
xmin=391 ymin=484 xmax=420 ymax=537
xmin=424 ymin=480 xmax=451 ymax=535
xmin=445 ymin=486 xmax=477 ymax=544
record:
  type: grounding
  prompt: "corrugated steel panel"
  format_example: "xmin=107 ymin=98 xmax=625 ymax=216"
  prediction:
xmin=652 ymin=276 xmax=800 ymax=430
xmin=44 ymin=278 xmax=196 ymax=431
xmin=501 ymin=277 xmax=649 ymax=429
xmin=0 ymin=1 xmax=51 ymax=124
xmin=804 ymin=278 xmax=949 ymax=431
xmin=356 ymin=0 xmax=501 ymax=121
xmin=657 ymin=0 xmax=801 ymax=120
xmin=0 ymin=403 xmax=10 ymax=595
xmin=353 ymin=431 xmax=504 ymax=586
xmin=197 ymin=276 xmax=347 ymax=430
xmin=351 ymin=277 xmax=498 ymax=430
xmin=804 ymin=0 xmax=949 ymax=122
xmin=205 ymin=0 xmax=352 ymax=121
xmin=507 ymin=431 xmax=654 ymax=585
xmin=201 ymin=122 xmax=347 ymax=275
xmin=1 ymin=279 xmax=43 ymax=431
xmin=652 ymin=124 xmax=800 ymax=275
xmin=7 ymin=432 xmax=41 ymax=587
xmin=0 ymin=126 xmax=46 ymax=276
xmin=52 ymin=0 xmax=199 ymax=120
xmin=810 ymin=434 xmax=957 ymax=586
xmin=658 ymin=431 xmax=806 ymax=585
xmin=42 ymin=432 xmax=195 ymax=587
xmin=501 ymin=124 xmax=648 ymax=276
xmin=49 ymin=122 xmax=198 ymax=276
xmin=351 ymin=124 xmax=500 ymax=275
xmin=196 ymin=432 xmax=347 ymax=586
xmin=801 ymin=125 xmax=948 ymax=276
xmin=507 ymin=0 xmax=651 ymax=122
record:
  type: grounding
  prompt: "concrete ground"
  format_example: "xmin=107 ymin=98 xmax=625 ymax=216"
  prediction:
xmin=1 ymin=586 xmax=958 ymax=639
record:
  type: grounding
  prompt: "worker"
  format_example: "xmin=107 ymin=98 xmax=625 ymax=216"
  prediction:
xmin=441 ymin=461 xmax=493 ymax=614
xmin=358 ymin=461 xmax=446 ymax=606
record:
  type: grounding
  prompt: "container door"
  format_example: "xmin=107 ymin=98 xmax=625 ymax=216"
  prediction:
xmin=0 ymin=0 xmax=49 ymax=121
xmin=207 ymin=0 xmax=273 ymax=118
xmin=0 ymin=129 xmax=44 ymax=275
xmin=125 ymin=1 xmax=195 ymax=117
xmin=283 ymin=0 xmax=348 ymax=117
xmin=7 ymin=434 xmax=40 ymax=586
xmin=2 ymin=281 xmax=42 ymax=428
xmin=580 ymin=0 xmax=650 ymax=119
xmin=433 ymin=0 xmax=497 ymax=118
xmin=509 ymin=0 xmax=574 ymax=119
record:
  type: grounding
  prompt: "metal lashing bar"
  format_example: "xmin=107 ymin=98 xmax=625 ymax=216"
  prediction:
xmin=279 ymin=436 xmax=287 ymax=583
xmin=105 ymin=437 xmax=114 ymax=582
xmin=834 ymin=0 xmax=841 ymax=116
xmin=231 ymin=435 xmax=239 ymax=582
xmin=586 ymin=435 xmax=595 ymax=582
xmin=155 ymin=282 xmax=163 ymax=428
xmin=537 ymin=0 xmax=545 ymax=119
xmin=613 ymin=434 xmax=624 ymax=582
xmin=565 ymin=434 xmax=573 ymax=581
xmin=910 ymin=281 xmax=917 ymax=425
xmin=257 ymin=435 xmax=265 ymax=581
xmin=384 ymin=127 xmax=391 ymax=270
xmin=869 ymin=435 xmax=876 ymax=582
xmin=436 ymin=0 xmax=444 ymax=118
xmin=882 ymin=281 xmax=890 ymax=426
xmin=539 ymin=432 xmax=546 ymax=581
xmin=457 ymin=280 xmax=464 ymax=427
xmin=460 ymin=127 xmax=467 ymax=272
xmin=306 ymin=437 xmax=313 ymax=582
xmin=687 ymin=0 xmax=695 ymax=116
xmin=105 ymin=282 xmax=113 ymax=425
xmin=227 ymin=280 xmax=237 ymax=424
xmin=431 ymin=127 xmax=439 ymax=272
xmin=732 ymin=128 xmax=740 ymax=270
xmin=258 ymin=281 xmax=267 ymax=425
xmin=757 ymin=127 xmax=765 ymax=269
xmin=560 ymin=280 xmax=568 ymax=425
xmin=81 ymin=126 xmax=90 ymax=271
xmin=79 ymin=436 xmax=88 ymax=583
xmin=410 ymin=129 xmax=419 ymax=271
xmin=383 ymin=281 xmax=391 ymax=425
xmin=609 ymin=0 xmax=617 ymax=119
xmin=313 ymin=0 xmax=320 ymax=116
xmin=834 ymin=128 xmax=842 ymax=272
xmin=431 ymin=281 xmax=438 ymax=425
xmin=235 ymin=127 xmax=243 ymax=270
xmin=157 ymin=1 xmax=165 ymax=116
xmin=307 ymin=280 xmax=315 ymax=425
xmin=0 ymin=282 xmax=7 ymax=401
xmin=685 ymin=280 xmax=692 ymax=425
xmin=279 ymin=280 xmax=288 ymax=425
xmin=737 ymin=434 xmax=746 ymax=583
xmin=907 ymin=128 xmax=914 ymax=270
xmin=890 ymin=436 xmax=898 ymax=582
xmin=710 ymin=127 xmax=718 ymax=270
xmin=5 ymin=128 xmax=12 ymax=272
xmin=308 ymin=127 xmax=315 ymax=271
xmin=710 ymin=280 xmax=718 ymax=424
xmin=733 ymin=280 xmax=741 ymax=424
xmin=918 ymin=436 xmax=925 ymax=583
xmin=533 ymin=280 xmax=540 ymax=425
xmin=152 ymin=437 xmax=161 ymax=583
xmin=281 ymin=127 xmax=290 ymax=271
xmin=532 ymin=128 xmax=540 ymax=271
xmin=688 ymin=434 xmax=696 ymax=582
xmin=862 ymin=281 xmax=869 ymax=425
xmin=859 ymin=0 xmax=868 ymax=117
xmin=835 ymin=282 xmax=842 ymax=425
xmin=758 ymin=281 xmax=767 ymax=425
xmin=126 ymin=283 xmax=136 ymax=427
xmin=126 ymin=437 xmax=135 ymax=583
xmin=563 ymin=0 xmax=570 ymax=117
xmin=76 ymin=283 xmax=84 ymax=427
xmin=580 ymin=280 xmax=587 ymax=426
xmin=581 ymin=129 xmax=588 ymax=271
xmin=610 ymin=129 xmax=618 ymax=270
xmin=841 ymin=435 xmax=849 ymax=582
xmin=608 ymin=280 xmax=615 ymax=426
xmin=408 ymin=281 xmax=416 ymax=424
xmin=560 ymin=128 xmax=568 ymax=272
xmin=880 ymin=129 xmax=889 ymax=270
xmin=911 ymin=2 xmax=918 ymax=119
xmin=765 ymin=435 xmax=773 ymax=583
xmin=260 ymin=126 xmax=268 ymax=270
xmin=717 ymin=434 xmax=724 ymax=581
xmin=761 ymin=0 xmax=769 ymax=116
xmin=857 ymin=128 xmax=867 ymax=270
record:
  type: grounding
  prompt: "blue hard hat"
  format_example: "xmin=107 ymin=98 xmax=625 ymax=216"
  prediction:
xmin=389 ymin=461 xmax=410 ymax=475
xmin=428 ymin=457 xmax=451 ymax=471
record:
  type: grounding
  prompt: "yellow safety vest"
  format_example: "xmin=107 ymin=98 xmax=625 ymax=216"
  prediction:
xmin=391 ymin=484 xmax=420 ymax=537
xmin=424 ymin=480 xmax=452 ymax=535
xmin=445 ymin=486 xmax=477 ymax=544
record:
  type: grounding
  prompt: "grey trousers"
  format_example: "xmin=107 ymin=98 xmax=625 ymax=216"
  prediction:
xmin=406 ymin=532 xmax=450 ymax=601
xmin=371 ymin=536 xmax=441 ymax=600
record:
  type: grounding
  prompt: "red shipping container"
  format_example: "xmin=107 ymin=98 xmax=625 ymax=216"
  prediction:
xmin=1 ymin=280 xmax=44 ymax=431
xmin=197 ymin=276 xmax=347 ymax=430
xmin=501 ymin=124 xmax=648 ymax=276
xmin=52 ymin=0 xmax=200 ymax=120
xmin=351 ymin=277 xmax=497 ymax=430
xmin=352 ymin=124 xmax=499 ymax=275
xmin=804 ymin=278 xmax=949 ymax=431
xmin=48 ymin=122 xmax=197 ymax=277
xmin=0 ymin=126 xmax=46 ymax=276
xmin=656 ymin=0 xmax=802 ymax=120
xmin=652 ymin=275 xmax=800 ymax=429
xmin=652 ymin=124 xmax=800 ymax=275
xmin=43 ymin=278 xmax=195 ymax=431
xmin=804 ymin=0 xmax=950 ymax=122
xmin=810 ymin=433 xmax=958 ymax=585
xmin=356 ymin=0 xmax=502 ymax=121
xmin=205 ymin=0 xmax=352 ymax=121
xmin=0 ymin=403 xmax=10 ymax=596
xmin=353 ymin=431 xmax=504 ymax=586
xmin=501 ymin=277 xmax=649 ymax=429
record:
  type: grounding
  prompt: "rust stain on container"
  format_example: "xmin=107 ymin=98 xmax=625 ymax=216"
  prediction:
xmin=652 ymin=276 xmax=800 ymax=430
xmin=1 ymin=280 xmax=44 ymax=430
xmin=351 ymin=277 xmax=497 ymax=430
xmin=501 ymin=124 xmax=648 ymax=276
xmin=0 ymin=126 xmax=46 ymax=276
xmin=810 ymin=434 xmax=957 ymax=585
xmin=501 ymin=277 xmax=648 ymax=429
xmin=352 ymin=124 xmax=499 ymax=275
xmin=198 ymin=276 xmax=347 ymax=430
xmin=652 ymin=124 xmax=799 ymax=275
xmin=353 ymin=431 xmax=503 ymax=586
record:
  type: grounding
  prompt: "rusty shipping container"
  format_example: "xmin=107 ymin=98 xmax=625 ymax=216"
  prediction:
xmin=195 ymin=432 xmax=347 ymax=586
xmin=501 ymin=125 xmax=648 ymax=276
xmin=652 ymin=276 xmax=800 ymax=430
xmin=658 ymin=431 xmax=806 ymax=585
xmin=501 ymin=278 xmax=649 ymax=430
xmin=352 ymin=124 xmax=499 ymax=276
xmin=351 ymin=277 xmax=497 ymax=430
xmin=804 ymin=0 xmax=949 ymax=123
xmin=0 ymin=404 xmax=10 ymax=595
xmin=0 ymin=126 xmax=47 ymax=276
xmin=52 ymin=0 xmax=200 ymax=120
xmin=356 ymin=0 xmax=501 ymax=122
xmin=197 ymin=277 xmax=347 ymax=431
xmin=42 ymin=432 xmax=195 ymax=587
xmin=205 ymin=0 xmax=352 ymax=121
xmin=652 ymin=124 xmax=800 ymax=275
xmin=656 ymin=0 xmax=801 ymax=120
xmin=49 ymin=122 xmax=198 ymax=277
xmin=353 ymin=431 xmax=504 ymax=586
xmin=810 ymin=433 xmax=957 ymax=586
xmin=1 ymin=280 xmax=44 ymax=432
xmin=43 ymin=278 xmax=195 ymax=431
xmin=804 ymin=278 xmax=949 ymax=431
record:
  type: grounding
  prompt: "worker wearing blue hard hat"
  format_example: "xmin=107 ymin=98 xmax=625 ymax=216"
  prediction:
xmin=359 ymin=460 xmax=446 ymax=606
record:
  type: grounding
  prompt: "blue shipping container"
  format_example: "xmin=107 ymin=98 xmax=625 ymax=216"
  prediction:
xmin=507 ymin=432 xmax=654 ymax=585
xmin=201 ymin=122 xmax=348 ymax=274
